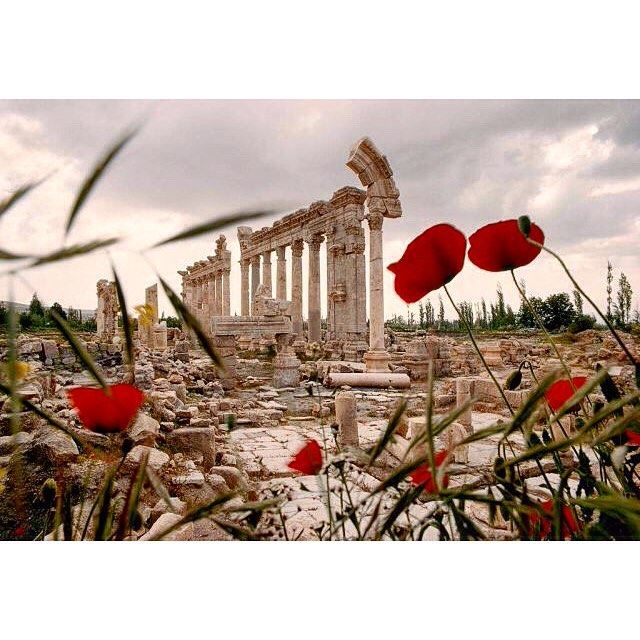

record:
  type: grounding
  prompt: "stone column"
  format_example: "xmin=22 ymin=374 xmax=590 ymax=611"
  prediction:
xmin=195 ymin=279 xmax=203 ymax=324
xmin=207 ymin=274 xmax=218 ymax=317
xmin=291 ymin=239 xmax=304 ymax=337
xmin=250 ymin=255 xmax=261 ymax=315
xmin=222 ymin=268 xmax=231 ymax=315
xmin=335 ymin=391 xmax=359 ymax=447
xmin=326 ymin=235 xmax=335 ymax=339
xmin=363 ymin=210 xmax=389 ymax=372
xmin=307 ymin=234 xmax=323 ymax=343
xmin=240 ymin=259 xmax=250 ymax=316
xmin=276 ymin=246 xmax=287 ymax=300
xmin=262 ymin=250 xmax=273 ymax=297
xmin=215 ymin=271 xmax=223 ymax=316
xmin=201 ymin=279 xmax=209 ymax=325
xmin=354 ymin=241 xmax=367 ymax=337
xmin=456 ymin=378 xmax=474 ymax=433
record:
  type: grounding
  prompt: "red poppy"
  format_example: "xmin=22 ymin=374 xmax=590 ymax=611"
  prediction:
xmin=409 ymin=450 xmax=450 ymax=493
xmin=288 ymin=439 xmax=323 ymax=475
xmin=387 ymin=224 xmax=467 ymax=303
xmin=67 ymin=384 xmax=144 ymax=433
xmin=544 ymin=377 xmax=588 ymax=412
xmin=526 ymin=499 xmax=581 ymax=540
xmin=468 ymin=219 xmax=545 ymax=272
xmin=625 ymin=431 xmax=640 ymax=446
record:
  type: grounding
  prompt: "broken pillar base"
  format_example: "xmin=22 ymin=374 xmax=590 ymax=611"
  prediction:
xmin=363 ymin=348 xmax=391 ymax=373
xmin=325 ymin=371 xmax=410 ymax=389
xmin=273 ymin=352 xmax=301 ymax=388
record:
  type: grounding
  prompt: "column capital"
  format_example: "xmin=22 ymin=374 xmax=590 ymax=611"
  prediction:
xmin=240 ymin=257 xmax=251 ymax=268
xmin=367 ymin=210 xmax=384 ymax=231
xmin=307 ymin=233 xmax=325 ymax=251
xmin=262 ymin=249 xmax=272 ymax=263
xmin=276 ymin=245 xmax=287 ymax=260
xmin=250 ymin=254 xmax=261 ymax=266
xmin=291 ymin=238 xmax=304 ymax=256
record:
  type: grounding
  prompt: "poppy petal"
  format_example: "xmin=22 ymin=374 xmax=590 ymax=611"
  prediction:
xmin=544 ymin=377 xmax=588 ymax=412
xmin=468 ymin=219 xmax=544 ymax=272
xmin=387 ymin=224 xmax=467 ymax=303
xmin=288 ymin=439 xmax=323 ymax=475
xmin=67 ymin=384 xmax=144 ymax=433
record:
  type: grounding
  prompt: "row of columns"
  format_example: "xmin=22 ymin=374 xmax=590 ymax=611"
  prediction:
xmin=238 ymin=212 xmax=383 ymax=353
xmin=183 ymin=268 xmax=231 ymax=324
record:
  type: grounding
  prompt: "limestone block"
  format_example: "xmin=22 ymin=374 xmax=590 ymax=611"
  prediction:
xmin=124 ymin=445 xmax=169 ymax=472
xmin=128 ymin=412 xmax=160 ymax=447
xmin=335 ymin=391 xmax=359 ymax=447
xmin=165 ymin=427 xmax=217 ymax=469
xmin=140 ymin=512 xmax=193 ymax=541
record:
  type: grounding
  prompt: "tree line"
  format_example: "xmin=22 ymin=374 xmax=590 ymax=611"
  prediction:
xmin=388 ymin=265 xmax=638 ymax=334
xmin=0 ymin=293 xmax=182 ymax=332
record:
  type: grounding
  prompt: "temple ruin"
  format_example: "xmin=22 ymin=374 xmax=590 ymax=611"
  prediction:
xmin=95 ymin=279 xmax=118 ymax=342
xmin=174 ymin=137 xmax=409 ymax=387
xmin=178 ymin=234 xmax=231 ymax=330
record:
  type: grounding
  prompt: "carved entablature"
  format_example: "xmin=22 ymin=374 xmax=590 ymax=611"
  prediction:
xmin=181 ymin=233 xmax=231 ymax=284
xmin=347 ymin=137 xmax=402 ymax=220
xmin=236 ymin=187 xmax=366 ymax=261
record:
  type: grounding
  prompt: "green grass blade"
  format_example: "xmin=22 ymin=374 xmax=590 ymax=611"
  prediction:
xmin=50 ymin=309 xmax=108 ymax=389
xmin=0 ymin=248 xmax=32 ymax=261
xmin=115 ymin=452 xmax=148 ymax=540
xmin=28 ymin=238 xmax=119 ymax=269
xmin=0 ymin=180 xmax=44 ymax=219
xmin=65 ymin=128 xmax=138 ymax=236
xmin=151 ymin=209 xmax=275 ymax=248
xmin=367 ymin=399 xmax=407 ymax=465
xmin=112 ymin=262 xmax=135 ymax=372
xmin=159 ymin=276 xmax=224 ymax=369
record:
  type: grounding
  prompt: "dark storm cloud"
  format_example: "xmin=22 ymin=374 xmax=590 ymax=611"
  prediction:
xmin=1 ymin=99 xmax=639 ymax=315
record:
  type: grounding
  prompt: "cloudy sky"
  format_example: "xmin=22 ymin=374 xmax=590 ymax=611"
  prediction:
xmin=0 ymin=99 xmax=638 ymax=321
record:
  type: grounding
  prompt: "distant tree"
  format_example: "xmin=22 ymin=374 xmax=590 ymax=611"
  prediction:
xmin=29 ymin=293 xmax=45 ymax=318
xmin=518 ymin=296 xmax=545 ymax=328
xmin=438 ymin=296 xmax=445 ymax=329
xmin=19 ymin=311 xmax=33 ymax=330
xmin=164 ymin=315 xmax=182 ymax=329
xmin=573 ymin=289 xmax=583 ymax=316
xmin=0 ymin=303 xmax=7 ymax=327
xmin=82 ymin=317 xmax=97 ymax=332
xmin=616 ymin=272 xmax=633 ymax=326
xmin=424 ymin=299 xmax=435 ymax=327
xmin=418 ymin=301 xmax=425 ymax=329
xmin=606 ymin=260 xmax=614 ymax=320
xmin=67 ymin=307 xmax=81 ymax=328
xmin=541 ymin=293 xmax=576 ymax=331
xmin=47 ymin=302 xmax=67 ymax=322
xmin=458 ymin=301 xmax=474 ymax=328
xmin=480 ymin=298 xmax=488 ymax=328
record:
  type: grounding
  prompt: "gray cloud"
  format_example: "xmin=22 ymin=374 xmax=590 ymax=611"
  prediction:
xmin=1 ymin=99 xmax=639 ymax=317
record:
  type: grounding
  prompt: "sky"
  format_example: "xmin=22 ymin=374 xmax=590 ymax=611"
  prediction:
xmin=0 ymin=99 xmax=638 ymax=321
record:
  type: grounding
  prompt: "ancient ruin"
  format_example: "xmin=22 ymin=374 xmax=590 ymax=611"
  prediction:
xmin=95 ymin=279 xmax=118 ymax=342
xmin=2 ymin=132 xmax=640 ymax=545
xmin=178 ymin=234 xmax=231 ymax=330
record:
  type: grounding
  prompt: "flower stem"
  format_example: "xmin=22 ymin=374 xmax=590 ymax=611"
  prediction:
xmin=526 ymin=238 xmax=638 ymax=369
xmin=443 ymin=285 xmax=514 ymax=416
xmin=444 ymin=285 xmax=553 ymax=490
